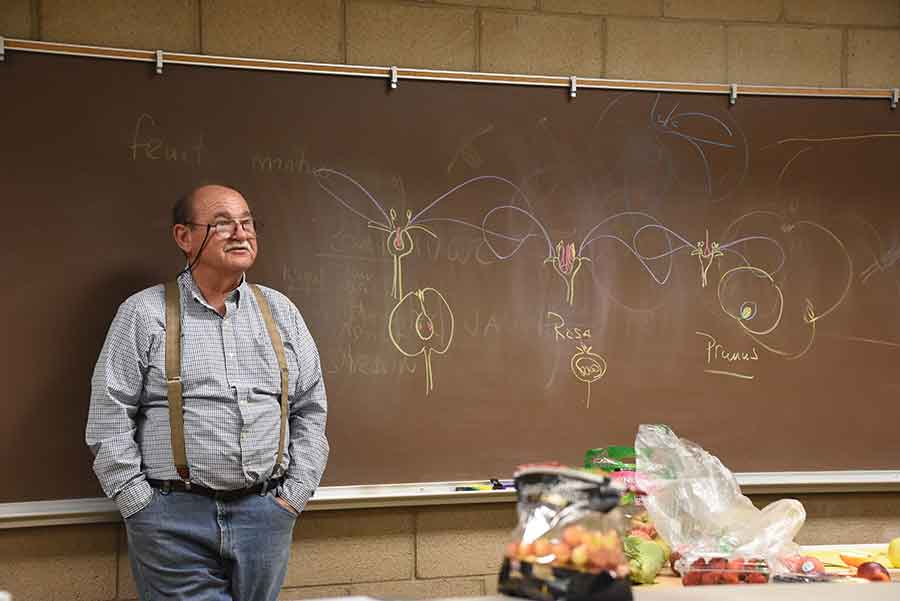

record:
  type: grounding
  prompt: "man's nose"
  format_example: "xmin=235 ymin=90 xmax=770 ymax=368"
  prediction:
xmin=232 ymin=223 xmax=251 ymax=240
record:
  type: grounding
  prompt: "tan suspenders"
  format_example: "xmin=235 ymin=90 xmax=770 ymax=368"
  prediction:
xmin=164 ymin=280 xmax=288 ymax=485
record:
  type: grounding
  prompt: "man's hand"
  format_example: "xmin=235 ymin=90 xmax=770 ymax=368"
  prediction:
xmin=275 ymin=496 xmax=299 ymax=516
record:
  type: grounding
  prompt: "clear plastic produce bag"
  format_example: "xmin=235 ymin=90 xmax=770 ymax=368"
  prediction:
xmin=635 ymin=424 xmax=806 ymax=574
xmin=498 ymin=466 xmax=633 ymax=601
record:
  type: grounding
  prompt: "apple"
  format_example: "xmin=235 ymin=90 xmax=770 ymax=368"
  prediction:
xmin=856 ymin=562 xmax=891 ymax=582
xmin=889 ymin=537 xmax=900 ymax=567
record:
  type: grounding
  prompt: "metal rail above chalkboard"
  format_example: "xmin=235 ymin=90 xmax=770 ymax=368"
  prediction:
xmin=2 ymin=37 xmax=898 ymax=108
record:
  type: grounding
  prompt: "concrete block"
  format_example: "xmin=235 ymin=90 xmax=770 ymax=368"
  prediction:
xmin=541 ymin=0 xmax=660 ymax=17
xmin=0 ymin=523 xmax=118 ymax=601
xmin=848 ymin=29 xmax=900 ymax=88
xmin=480 ymin=11 xmax=603 ymax=76
xmin=348 ymin=1 xmax=475 ymax=70
xmin=484 ymin=573 xmax=500 ymax=594
xmin=417 ymin=504 xmax=517 ymax=578
xmin=202 ymin=0 xmax=342 ymax=62
xmin=436 ymin=0 xmax=537 ymax=9
xmin=349 ymin=577 xmax=485 ymax=599
xmin=664 ymin=0 xmax=782 ymax=22
xmin=118 ymin=527 xmax=138 ymax=600
xmin=0 ymin=0 xmax=31 ymax=38
xmin=607 ymin=18 xmax=725 ymax=82
xmin=41 ymin=0 xmax=197 ymax=51
xmin=286 ymin=508 xmax=415 ymax=586
xmin=785 ymin=0 xmax=900 ymax=26
xmin=280 ymin=584 xmax=352 ymax=599
xmin=727 ymin=25 xmax=842 ymax=86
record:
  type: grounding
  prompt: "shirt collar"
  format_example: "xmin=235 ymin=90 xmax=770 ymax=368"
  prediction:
xmin=178 ymin=270 xmax=247 ymax=310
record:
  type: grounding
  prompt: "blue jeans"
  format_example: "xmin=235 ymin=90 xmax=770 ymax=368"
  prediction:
xmin=124 ymin=488 xmax=297 ymax=601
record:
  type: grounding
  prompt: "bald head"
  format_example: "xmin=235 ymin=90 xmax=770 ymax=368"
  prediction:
xmin=173 ymin=184 xmax=247 ymax=227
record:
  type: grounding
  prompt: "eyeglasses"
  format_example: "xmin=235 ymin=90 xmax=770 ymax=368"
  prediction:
xmin=185 ymin=218 xmax=257 ymax=239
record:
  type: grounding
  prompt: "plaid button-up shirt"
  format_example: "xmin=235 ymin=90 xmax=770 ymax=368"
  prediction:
xmin=86 ymin=271 xmax=329 ymax=518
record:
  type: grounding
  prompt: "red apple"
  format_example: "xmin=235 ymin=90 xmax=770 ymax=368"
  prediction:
xmin=856 ymin=562 xmax=891 ymax=582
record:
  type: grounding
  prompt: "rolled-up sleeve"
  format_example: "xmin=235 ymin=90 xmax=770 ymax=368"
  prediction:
xmin=278 ymin=307 xmax=329 ymax=514
xmin=85 ymin=300 xmax=154 ymax=518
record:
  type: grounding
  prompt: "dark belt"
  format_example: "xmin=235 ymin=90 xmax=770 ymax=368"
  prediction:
xmin=147 ymin=478 xmax=283 ymax=501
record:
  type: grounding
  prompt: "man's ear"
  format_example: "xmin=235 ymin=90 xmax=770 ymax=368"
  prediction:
xmin=173 ymin=224 xmax=193 ymax=257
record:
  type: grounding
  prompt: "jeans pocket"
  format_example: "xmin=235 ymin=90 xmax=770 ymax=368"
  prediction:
xmin=268 ymin=493 xmax=299 ymax=520
xmin=125 ymin=490 xmax=160 ymax=523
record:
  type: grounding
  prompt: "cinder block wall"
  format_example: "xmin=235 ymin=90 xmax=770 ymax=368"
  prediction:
xmin=2 ymin=0 xmax=899 ymax=86
xmin=2 ymin=1 xmax=900 ymax=600
xmin=1 ymin=494 xmax=900 ymax=601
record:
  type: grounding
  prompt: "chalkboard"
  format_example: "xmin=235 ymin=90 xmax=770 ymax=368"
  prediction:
xmin=3 ymin=51 xmax=900 ymax=504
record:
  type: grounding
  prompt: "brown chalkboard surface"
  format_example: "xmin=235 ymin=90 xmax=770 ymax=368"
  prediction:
xmin=3 ymin=51 xmax=900 ymax=504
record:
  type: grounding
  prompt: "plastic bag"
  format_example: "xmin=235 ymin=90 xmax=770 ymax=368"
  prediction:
xmin=584 ymin=446 xmax=643 ymax=511
xmin=498 ymin=466 xmax=633 ymax=601
xmin=634 ymin=424 xmax=805 ymax=576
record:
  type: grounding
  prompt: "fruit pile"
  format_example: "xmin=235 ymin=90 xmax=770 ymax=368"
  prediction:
xmin=505 ymin=525 xmax=630 ymax=578
xmin=799 ymin=537 xmax=900 ymax=583
xmin=678 ymin=556 xmax=770 ymax=585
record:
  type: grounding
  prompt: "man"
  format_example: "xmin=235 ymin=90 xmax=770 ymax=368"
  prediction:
xmin=86 ymin=184 xmax=329 ymax=601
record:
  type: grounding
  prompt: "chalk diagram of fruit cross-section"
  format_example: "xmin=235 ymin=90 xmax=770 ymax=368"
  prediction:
xmin=388 ymin=287 xmax=454 ymax=395
xmin=629 ymin=209 xmax=852 ymax=365
xmin=314 ymin=169 xmax=527 ymax=395
xmin=570 ymin=343 xmax=606 ymax=408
